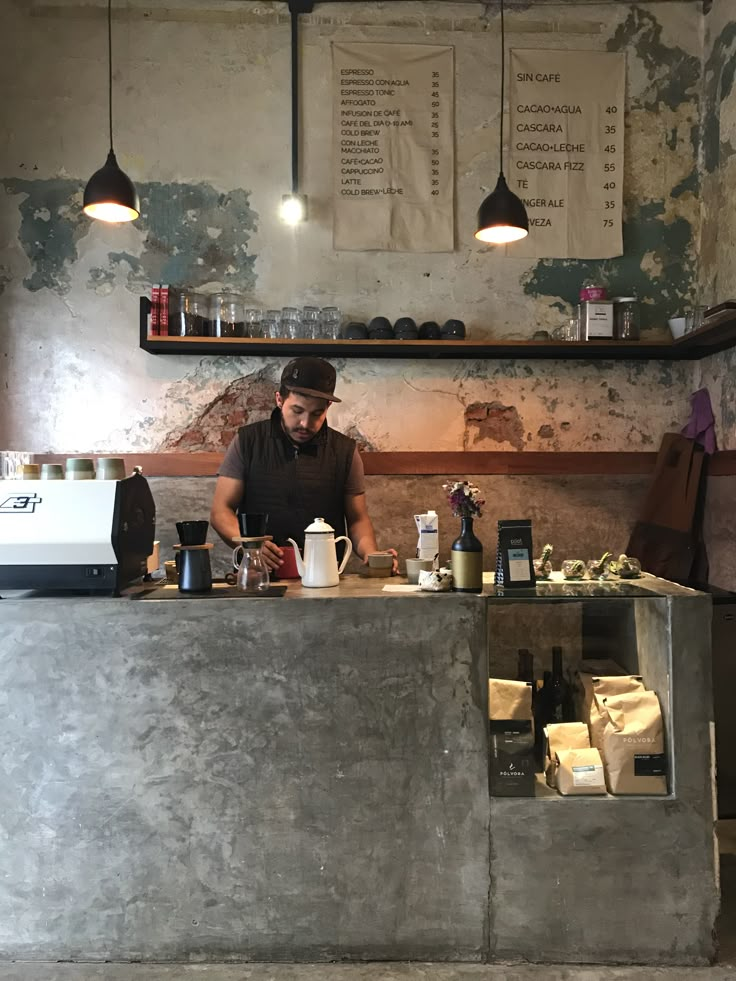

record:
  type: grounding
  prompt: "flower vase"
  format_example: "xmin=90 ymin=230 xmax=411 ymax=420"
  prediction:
xmin=451 ymin=516 xmax=483 ymax=593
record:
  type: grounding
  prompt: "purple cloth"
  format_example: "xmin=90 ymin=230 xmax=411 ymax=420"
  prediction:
xmin=681 ymin=388 xmax=718 ymax=455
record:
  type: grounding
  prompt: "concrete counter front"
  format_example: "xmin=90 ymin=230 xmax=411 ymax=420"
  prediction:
xmin=0 ymin=578 xmax=718 ymax=965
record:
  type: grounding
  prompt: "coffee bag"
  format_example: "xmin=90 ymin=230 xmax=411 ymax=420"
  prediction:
xmin=601 ymin=690 xmax=668 ymax=795
xmin=574 ymin=658 xmax=628 ymax=720
xmin=590 ymin=675 xmax=645 ymax=751
xmin=556 ymin=747 xmax=607 ymax=796
xmin=488 ymin=679 xmax=535 ymax=797
xmin=544 ymin=722 xmax=590 ymax=788
xmin=488 ymin=678 xmax=533 ymax=721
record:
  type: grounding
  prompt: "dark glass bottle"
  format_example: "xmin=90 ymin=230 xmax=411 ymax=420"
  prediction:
xmin=517 ymin=648 xmax=535 ymax=684
xmin=451 ymin=516 xmax=483 ymax=593
xmin=549 ymin=646 xmax=574 ymax=723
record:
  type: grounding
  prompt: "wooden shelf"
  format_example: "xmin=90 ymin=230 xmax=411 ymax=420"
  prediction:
xmin=32 ymin=450 xmax=736 ymax=478
xmin=138 ymin=298 xmax=736 ymax=361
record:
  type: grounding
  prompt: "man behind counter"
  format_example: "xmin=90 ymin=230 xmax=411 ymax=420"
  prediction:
xmin=211 ymin=357 xmax=397 ymax=574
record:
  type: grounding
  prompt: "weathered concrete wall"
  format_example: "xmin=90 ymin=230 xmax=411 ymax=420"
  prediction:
xmin=0 ymin=1 xmax=706 ymax=454
xmin=697 ymin=0 xmax=736 ymax=454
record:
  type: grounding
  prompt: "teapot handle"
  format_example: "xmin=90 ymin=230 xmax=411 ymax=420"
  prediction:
xmin=335 ymin=536 xmax=353 ymax=575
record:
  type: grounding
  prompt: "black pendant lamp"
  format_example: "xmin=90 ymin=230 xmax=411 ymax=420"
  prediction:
xmin=475 ymin=0 xmax=528 ymax=245
xmin=83 ymin=0 xmax=139 ymax=223
xmin=279 ymin=0 xmax=313 ymax=226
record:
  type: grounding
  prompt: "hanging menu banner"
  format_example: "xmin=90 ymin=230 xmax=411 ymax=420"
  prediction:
xmin=332 ymin=42 xmax=454 ymax=253
xmin=508 ymin=49 xmax=625 ymax=259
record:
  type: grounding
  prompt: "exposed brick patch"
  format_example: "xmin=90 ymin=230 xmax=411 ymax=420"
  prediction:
xmin=464 ymin=401 xmax=525 ymax=451
xmin=538 ymin=424 xmax=555 ymax=439
xmin=161 ymin=371 xmax=275 ymax=452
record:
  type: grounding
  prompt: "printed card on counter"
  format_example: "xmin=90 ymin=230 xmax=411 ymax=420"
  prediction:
xmin=332 ymin=42 xmax=455 ymax=253
xmin=508 ymin=49 xmax=625 ymax=259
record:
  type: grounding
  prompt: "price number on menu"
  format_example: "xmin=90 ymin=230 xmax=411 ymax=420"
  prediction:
xmin=599 ymin=106 xmax=619 ymax=229
xmin=430 ymin=72 xmax=441 ymax=194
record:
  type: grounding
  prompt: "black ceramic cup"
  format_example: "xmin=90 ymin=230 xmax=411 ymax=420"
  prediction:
xmin=419 ymin=321 xmax=442 ymax=340
xmin=176 ymin=520 xmax=209 ymax=546
xmin=238 ymin=512 xmax=269 ymax=537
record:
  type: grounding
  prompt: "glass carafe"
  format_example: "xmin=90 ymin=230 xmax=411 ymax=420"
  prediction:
xmin=232 ymin=542 xmax=270 ymax=593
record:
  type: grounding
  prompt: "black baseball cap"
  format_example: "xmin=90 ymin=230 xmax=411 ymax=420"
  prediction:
xmin=280 ymin=357 xmax=341 ymax=403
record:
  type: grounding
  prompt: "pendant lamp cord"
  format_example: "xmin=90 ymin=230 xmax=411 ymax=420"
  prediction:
xmin=107 ymin=0 xmax=114 ymax=153
xmin=499 ymin=0 xmax=505 ymax=179
xmin=290 ymin=4 xmax=299 ymax=194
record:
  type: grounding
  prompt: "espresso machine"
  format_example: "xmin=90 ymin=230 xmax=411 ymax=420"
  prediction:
xmin=0 ymin=472 xmax=155 ymax=594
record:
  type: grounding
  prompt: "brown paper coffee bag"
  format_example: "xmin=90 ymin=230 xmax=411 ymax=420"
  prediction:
xmin=575 ymin=659 xmax=628 ymax=720
xmin=545 ymin=722 xmax=590 ymax=788
xmin=590 ymin=675 xmax=645 ymax=751
xmin=556 ymin=747 xmax=607 ymax=796
xmin=488 ymin=678 xmax=533 ymax=721
xmin=601 ymin=690 xmax=668 ymax=795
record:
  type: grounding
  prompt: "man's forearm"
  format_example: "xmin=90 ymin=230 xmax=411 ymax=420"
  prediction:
xmin=348 ymin=514 xmax=379 ymax=561
xmin=210 ymin=505 xmax=240 ymax=549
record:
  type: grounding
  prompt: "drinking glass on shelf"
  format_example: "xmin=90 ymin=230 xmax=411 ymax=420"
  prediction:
xmin=245 ymin=308 xmax=262 ymax=338
xmin=212 ymin=293 xmax=245 ymax=337
xmin=320 ymin=306 xmax=342 ymax=340
xmin=281 ymin=306 xmax=300 ymax=340
xmin=301 ymin=305 xmax=320 ymax=339
xmin=262 ymin=310 xmax=282 ymax=339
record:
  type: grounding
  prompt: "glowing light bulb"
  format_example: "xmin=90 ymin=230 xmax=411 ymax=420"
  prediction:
xmin=280 ymin=193 xmax=307 ymax=225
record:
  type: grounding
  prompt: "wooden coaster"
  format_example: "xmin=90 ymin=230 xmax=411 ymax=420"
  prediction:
xmin=232 ymin=535 xmax=273 ymax=544
xmin=173 ymin=542 xmax=214 ymax=550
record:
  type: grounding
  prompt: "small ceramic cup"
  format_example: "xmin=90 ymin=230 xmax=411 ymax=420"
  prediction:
xmin=405 ymin=557 xmax=434 ymax=584
xmin=18 ymin=463 xmax=40 ymax=479
xmin=96 ymin=457 xmax=126 ymax=480
xmin=367 ymin=552 xmax=394 ymax=570
xmin=41 ymin=463 xmax=64 ymax=480
xmin=66 ymin=458 xmax=95 ymax=480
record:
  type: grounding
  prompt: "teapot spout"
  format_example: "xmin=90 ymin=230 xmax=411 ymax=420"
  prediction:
xmin=286 ymin=538 xmax=305 ymax=577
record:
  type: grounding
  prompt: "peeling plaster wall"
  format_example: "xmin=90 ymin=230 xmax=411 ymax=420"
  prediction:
xmin=697 ymin=0 xmax=736 ymax=453
xmin=0 ymin=0 xmax=707 ymax=456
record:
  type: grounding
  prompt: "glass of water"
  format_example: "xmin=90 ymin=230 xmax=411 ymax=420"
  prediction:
xmin=245 ymin=308 xmax=262 ymax=338
xmin=320 ymin=306 xmax=342 ymax=340
xmin=301 ymin=305 xmax=320 ymax=339
xmin=262 ymin=309 xmax=282 ymax=339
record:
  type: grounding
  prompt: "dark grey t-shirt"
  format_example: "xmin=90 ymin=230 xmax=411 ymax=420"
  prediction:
xmin=218 ymin=430 xmax=366 ymax=496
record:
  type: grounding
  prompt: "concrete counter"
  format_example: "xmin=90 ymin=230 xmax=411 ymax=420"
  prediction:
xmin=0 ymin=577 xmax=718 ymax=965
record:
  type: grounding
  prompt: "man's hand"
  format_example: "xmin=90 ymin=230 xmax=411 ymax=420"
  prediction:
xmin=261 ymin=539 xmax=284 ymax=572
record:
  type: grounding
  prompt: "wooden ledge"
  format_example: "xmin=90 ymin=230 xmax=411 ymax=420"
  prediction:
xmin=30 ymin=450 xmax=736 ymax=477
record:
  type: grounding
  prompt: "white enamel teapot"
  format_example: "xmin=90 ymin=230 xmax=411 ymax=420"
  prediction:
xmin=287 ymin=517 xmax=352 ymax=588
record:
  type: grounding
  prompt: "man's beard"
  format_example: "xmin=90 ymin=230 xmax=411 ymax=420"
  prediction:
xmin=281 ymin=414 xmax=320 ymax=444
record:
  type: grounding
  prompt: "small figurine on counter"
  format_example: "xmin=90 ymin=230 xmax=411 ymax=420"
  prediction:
xmin=534 ymin=543 xmax=554 ymax=580
xmin=609 ymin=553 xmax=642 ymax=578
xmin=562 ymin=558 xmax=586 ymax=580
xmin=587 ymin=550 xmax=614 ymax=580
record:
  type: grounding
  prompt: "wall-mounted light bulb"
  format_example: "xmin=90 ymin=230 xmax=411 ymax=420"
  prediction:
xmin=280 ymin=193 xmax=307 ymax=226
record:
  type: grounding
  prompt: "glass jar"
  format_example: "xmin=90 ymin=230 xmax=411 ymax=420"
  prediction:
xmin=612 ymin=297 xmax=640 ymax=341
xmin=172 ymin=290 xmax=209 ymax=337
xmin=212 ymin=293 xmax=245 ymax=338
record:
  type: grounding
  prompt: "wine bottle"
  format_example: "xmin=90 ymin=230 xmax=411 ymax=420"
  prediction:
xmin=550 ymin=646 xmax=574 ymax=723
xmin=516 ymin=648 xmax=534 ymax=684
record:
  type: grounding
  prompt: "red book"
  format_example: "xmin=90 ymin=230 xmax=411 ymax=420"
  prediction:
xmin=151 ymin=284 xmax=161 ymax=337
xmin=160 ymin=284 xmax=169 ymax=337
